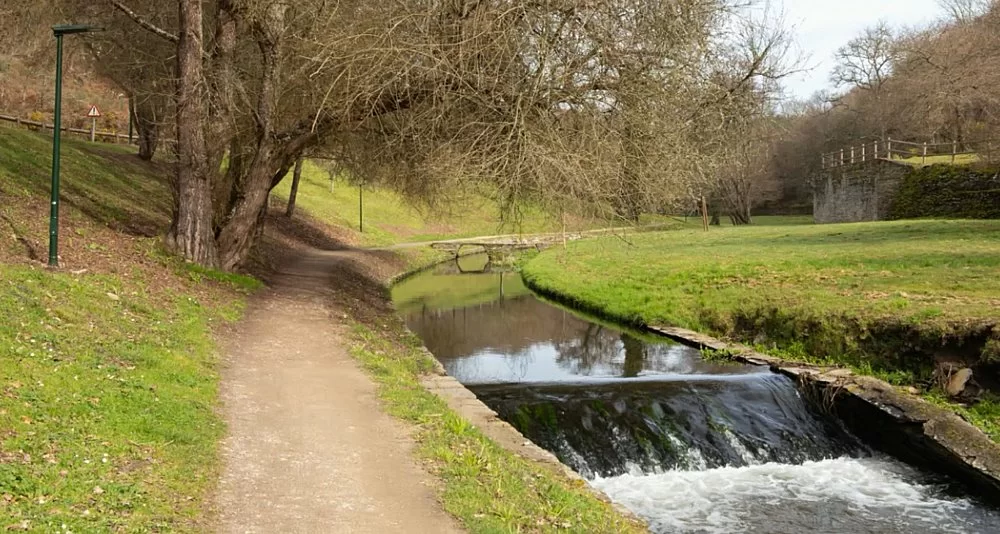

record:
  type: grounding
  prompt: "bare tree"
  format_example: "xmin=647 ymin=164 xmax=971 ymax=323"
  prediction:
xmin=285 ymin=158 xmax=304 ymax=218
xmin=831 ymin=21 xmax=900 ymax=138
xmin=939 ymin=0 xmax=994 ymax=22
xmin=75 ymin=0 xmax=793 ymax=270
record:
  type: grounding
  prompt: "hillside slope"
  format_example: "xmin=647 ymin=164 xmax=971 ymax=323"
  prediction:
xmin=0 ymin=126 xmax=254 ymax=531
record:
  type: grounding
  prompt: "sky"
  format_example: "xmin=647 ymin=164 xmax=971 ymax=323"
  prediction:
xmin=780 ymin=0 xmax=947 ymax=100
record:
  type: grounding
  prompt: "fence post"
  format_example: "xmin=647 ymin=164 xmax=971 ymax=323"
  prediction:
xmin=862 ymin=142 xmax=866 ymax=162
xmin=922 ymin=143 xmax=927 ymax=166
xmin=850 ymin=146 xmax=855 ymax=164
xmin=874 ymin=140 xmax=879 ymax=159
xmin=887 ymin=138 xmax=893 ymax=160
xmin=840 ymin=148 xmax=845 ymax=166
xmin=952 ymin=140 xmax=958 ymax=164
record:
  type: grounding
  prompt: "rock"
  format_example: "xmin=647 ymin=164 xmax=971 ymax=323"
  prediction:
xmin=906 ymin=386 xmax=920 ymax=395
xmin=946 ymin=368 xmax=974 ymax=397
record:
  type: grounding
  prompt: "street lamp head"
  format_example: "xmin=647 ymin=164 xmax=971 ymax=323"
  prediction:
xmin=52 ymin=24 xmax=104 ymax=36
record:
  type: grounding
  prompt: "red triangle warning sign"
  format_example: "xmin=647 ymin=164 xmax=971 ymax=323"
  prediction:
xmin=87 ymin=105 xmax=101 ymax=118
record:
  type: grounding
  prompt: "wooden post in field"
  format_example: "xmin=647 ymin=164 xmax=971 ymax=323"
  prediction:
xmin=862 ymin=143 xmax=866 ymax=162
xmin=874 ymin=140 xmax=879 ymax=159
xmin=850 ymin=146 xmax=855 ymax=164
xmin=561 ymin=211 xmax=567 ymax=250
xmin=952 ymin=140 xmax=958 ymax=164
xmin=922 ymin=143 xmax=927 ymax=166
xmin=359 ymin=183 xmax=364 ymax=233
xmin=700 ymin=196 xmax=709 ymax=232
xmin=887 ymin=138 xmax=893 ymax=160
xmin=840 ymin=148 xmax=845 ymax=166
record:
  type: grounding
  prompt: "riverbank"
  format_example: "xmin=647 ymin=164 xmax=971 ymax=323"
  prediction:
xmin=521 ymin=220 xmax=1000 ymax=441
xmin=1 ymin=124 xmax=644 ymax=531
xmin=334 ymin=249 xmax=646 ymax=533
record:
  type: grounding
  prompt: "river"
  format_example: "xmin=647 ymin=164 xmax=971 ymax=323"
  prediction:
xmin=392 ymin=255 xmax=1000 ymax=533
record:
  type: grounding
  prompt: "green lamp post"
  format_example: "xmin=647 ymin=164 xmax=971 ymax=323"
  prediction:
xmin=49 ymin=24 xmax=102 ymax=267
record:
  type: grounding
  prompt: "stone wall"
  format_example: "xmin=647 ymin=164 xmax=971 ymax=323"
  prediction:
xmin=813 ymin=160 xmax=913 ymax=224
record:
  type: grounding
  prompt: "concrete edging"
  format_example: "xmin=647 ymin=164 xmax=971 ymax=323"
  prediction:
xmin=385 ymin=263 xmax=648 ymax=527
xmin=648 ymin=325 xmax=1000 ymax=504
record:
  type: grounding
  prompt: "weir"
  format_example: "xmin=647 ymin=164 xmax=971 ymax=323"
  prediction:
xmin=472 ymin=374 xmax=864 ymax=479
xmin=392 ymin=255 xmax=1000 ymax=533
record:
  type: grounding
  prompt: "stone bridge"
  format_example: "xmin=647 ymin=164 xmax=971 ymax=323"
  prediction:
xmin=813 ymin=158 xmax=913 ymax=224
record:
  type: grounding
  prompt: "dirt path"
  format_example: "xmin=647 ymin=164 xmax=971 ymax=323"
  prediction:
xmin=216 ymin=249 xmax=462 ymax=533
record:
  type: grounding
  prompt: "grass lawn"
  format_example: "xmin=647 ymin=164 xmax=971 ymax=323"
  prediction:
xmin=891 ymin=153 xmax=982 ymax=167
xmin=1 ymin=127 xmax=254 ymax=530
xmin=271 ymin=160 xmax=581 ymax=247
xmin=522 ymin=219 xmax=1000 ymax=438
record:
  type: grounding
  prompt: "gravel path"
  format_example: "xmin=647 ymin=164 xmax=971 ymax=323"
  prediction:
xmin=216 ymin=249 xmax=462 ymax=533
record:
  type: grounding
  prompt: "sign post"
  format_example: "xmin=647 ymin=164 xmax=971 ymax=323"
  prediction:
xmin=87 ymin=105 xmax=101 ymax=142
xmin=49 ymin=24 xmax=102 ymax=267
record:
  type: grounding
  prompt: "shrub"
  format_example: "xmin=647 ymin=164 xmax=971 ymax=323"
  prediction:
xmin=890 ymin=164 xmax=1000 ymax=220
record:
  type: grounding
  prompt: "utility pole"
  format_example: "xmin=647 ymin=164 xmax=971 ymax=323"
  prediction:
xmin=49 ymin=24 xmax=103 ymax=267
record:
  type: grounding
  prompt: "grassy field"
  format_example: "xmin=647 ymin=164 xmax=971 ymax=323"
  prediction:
xmin=891 ymin=153 xmax=982 ymax=167
xmin=522 ymin=220 xmax=1000 ymax=438
xmin=0 ymin=127 xmax=254 ymax=530
xmin=271 ymin=160 xmax=579 ymax=247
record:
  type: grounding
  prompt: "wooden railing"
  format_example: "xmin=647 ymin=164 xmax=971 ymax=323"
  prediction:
xmin=0 ymin=113 xmax=135 ymax=144
xmin=821 ymin=138 xmax=996 ymax=169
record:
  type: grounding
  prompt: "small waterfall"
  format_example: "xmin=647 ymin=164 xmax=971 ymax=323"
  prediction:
xmin=473 ymin=373 xmax=866 ymax=479
xmin=394 ymin=261 xmax=1000 ymax=533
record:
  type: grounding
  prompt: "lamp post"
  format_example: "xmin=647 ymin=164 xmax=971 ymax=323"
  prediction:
xmin=49 ymin=24 xmax=102 ymax=267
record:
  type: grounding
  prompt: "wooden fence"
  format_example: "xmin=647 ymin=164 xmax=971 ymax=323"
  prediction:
xmin=0 ymin=113 xmax=136 ymax=144
xmin=821 ymin=138 xmax=995 ymax=169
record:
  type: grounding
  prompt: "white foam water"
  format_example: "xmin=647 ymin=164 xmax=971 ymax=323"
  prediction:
xmin=592 ymin=456 xmax=1000 ymax=534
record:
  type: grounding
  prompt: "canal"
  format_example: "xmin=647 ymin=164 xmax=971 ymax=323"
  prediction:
xmin=392 ymin=255 xmax=1000 ymax=533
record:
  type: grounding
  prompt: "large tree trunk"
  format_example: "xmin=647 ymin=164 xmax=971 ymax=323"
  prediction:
xmin=286 ymin=157 xmax=304 ymax=217
xmin=214 ymin=6 xmax=292 ymax=271
xmin=166 ymin=0 xmax=218 ymax=266
xmin=133 ymin=96 xmax=160 ymax=161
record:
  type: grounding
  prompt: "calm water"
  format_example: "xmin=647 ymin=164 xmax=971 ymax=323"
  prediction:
xmin=393 ymin=255 xmax=1000 ymax=533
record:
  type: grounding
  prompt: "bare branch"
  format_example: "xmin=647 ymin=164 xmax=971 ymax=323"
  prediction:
xmin=108 ymin=0 xmax=178 ymax=43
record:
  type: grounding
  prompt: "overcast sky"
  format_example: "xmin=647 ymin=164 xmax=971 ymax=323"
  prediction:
xmin=780 ymin=0 xmax=946 ymax=100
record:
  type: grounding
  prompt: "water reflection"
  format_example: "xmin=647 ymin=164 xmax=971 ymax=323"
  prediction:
xmin=394 ymin=255 xmax=760 ymax=385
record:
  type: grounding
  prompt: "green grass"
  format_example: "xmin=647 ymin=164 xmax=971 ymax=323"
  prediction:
xmin=271 ymin=160 xmax=589 ymax=247
xmin=522 ymin=219 xmax=1000 ymax=438
xmin=347 ymin=323 xmax=645 ymax=533
xmin=892 ymin=153 xmax=982 ymax=167
xmin=0 ymin=126 xmax=171 ymax=235
xmin=0 ymin=127 xmax=250 ymax=530
xmin=522 ymin=220 xmax=1000 ymax=413
xmin=641 ymin=214 xmax=814 ymax=228
xmin=0 ymin=267 xmax=246 ymax=531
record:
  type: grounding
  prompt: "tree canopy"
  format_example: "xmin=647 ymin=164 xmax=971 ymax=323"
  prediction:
xmin=51 ymin=0 xmax=791 ymax=269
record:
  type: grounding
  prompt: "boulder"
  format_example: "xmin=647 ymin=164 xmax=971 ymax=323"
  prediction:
xmin=946 ymin=368 xmax=974 ymax=397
